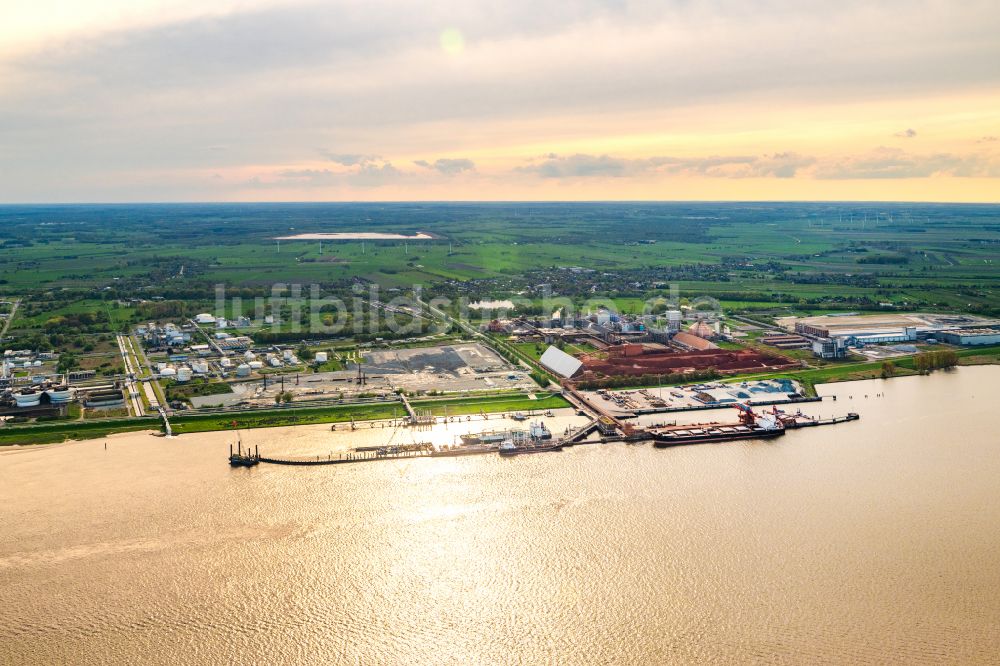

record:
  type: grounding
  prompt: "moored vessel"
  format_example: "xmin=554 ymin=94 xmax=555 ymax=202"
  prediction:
xmin=229 ymin=436 xmax=259 ymax=467
xmin=529 ymin=421 xmax=551 ymax=440
xmin=651 ymin=403 xmax=784 ymax=447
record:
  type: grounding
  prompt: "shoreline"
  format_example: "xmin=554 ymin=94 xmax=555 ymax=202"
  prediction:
xmin=2 ymin=358 xmax=997 ymax=447
xmin=3 ymin=364 xmax=997 ymax=452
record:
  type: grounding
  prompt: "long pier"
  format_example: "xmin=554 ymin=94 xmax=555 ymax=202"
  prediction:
xmin=158 ymin=407 xmax=172 ymax=436
xmin=232 ymin=408 xmax=861 ymax=468
xmin=782 ymin=413 xmax=859 ymax=429
xmin=258 ymin=443 xmax=435 ymax=466
xmin=399 ymin=392 xmax=434 ymax=425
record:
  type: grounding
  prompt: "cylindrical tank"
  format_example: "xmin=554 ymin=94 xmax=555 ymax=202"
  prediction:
xmin=176 ymin=367 xmax=192 ymax=382
xmin=160 ymin=367 xmax=177 ymax=378
xmin=315 ymin=351 xmax=328 ymax=363
xmin=14 ymin=390 xmax=42 ymax=407
xmin=282 ymin=349 xmax=293 ymax=361
xmin=249 ymin=361 xmax=264 ymax=370
xmin=235 ymin=363 xmax=252 ymax=377
xmin=45 ymin=386 xmax=74 ymax=404
xmin=244 ymin=351 xmax=256 ymax=361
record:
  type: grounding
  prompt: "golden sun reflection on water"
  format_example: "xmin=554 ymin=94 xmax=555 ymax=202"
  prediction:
xmin=1 ymin=367 xmax=999 ymax=664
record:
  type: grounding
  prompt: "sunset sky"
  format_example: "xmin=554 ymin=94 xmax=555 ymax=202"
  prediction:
xmin=2 ymin=0 xmax=998 ymax=202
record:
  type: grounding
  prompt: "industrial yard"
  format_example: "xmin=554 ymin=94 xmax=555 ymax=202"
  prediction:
xmin=189 ymin=342 xmax=536 ymax=409
xmin=582 ymin=379 xmax=806 ymax=417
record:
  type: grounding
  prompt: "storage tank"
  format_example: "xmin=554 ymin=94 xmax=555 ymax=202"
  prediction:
xmin=282 ymin=349 xmax=293 ymax=361
xmin=315 ymin=351 xmax=328 ymax=364
xmin=192 ymin=360 xmax=209 ymax=374
xmin=244 ymin=351 xmax=256 ymax=362
xmin=235 ymin=363 xmax=252 ymax=377
xmin=13 ymin=389 xmax=41 ymax=408
xmin=45 ymin=386 xmax=73 ymax=404
xmin=269 ymin=357 xmax=281 ymax=367
xmin=176 ymin=367 xmax=192 ymax=382
xmin=160 ymin=367 xmax=177 ymax=378
xmin=249 ymin=361 xmax=264 ymax=370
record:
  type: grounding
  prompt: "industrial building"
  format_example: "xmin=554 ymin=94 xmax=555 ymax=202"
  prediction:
xmin=812 ymin=338 xmax=848 ymax=359
xmin=936 ymin=329 xmax=1000 ymax=346
xmin=760 ymin=333 xmax=811 ymax=350
xmin=671 ymin=332 xmax=718 ymax=351
xmin=539 ymin=346 xmax=583 ymax=379
xmin=779 ymin=312 xmax=1000 ymax=356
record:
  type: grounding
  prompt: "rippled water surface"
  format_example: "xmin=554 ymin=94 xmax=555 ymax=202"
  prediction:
xmin=2 ymin=367 xmax=999 ymax=664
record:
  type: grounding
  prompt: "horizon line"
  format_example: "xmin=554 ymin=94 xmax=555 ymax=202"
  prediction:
xmin=1 ymin=199 xmax=998 ymax=206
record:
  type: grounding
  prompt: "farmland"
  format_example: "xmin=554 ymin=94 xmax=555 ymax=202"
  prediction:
xmin=1 ymin=203 xmax=997 ymax=318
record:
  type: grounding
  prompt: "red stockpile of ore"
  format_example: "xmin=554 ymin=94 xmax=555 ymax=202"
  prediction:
xmin=580 ymin=348 xmax=798 ymax=377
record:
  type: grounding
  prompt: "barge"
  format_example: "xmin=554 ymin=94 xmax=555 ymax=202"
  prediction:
xmin=651 ymin=405 xmax=784 ymax=447
xmin=651 ymin=403 xmax=860 ymax=448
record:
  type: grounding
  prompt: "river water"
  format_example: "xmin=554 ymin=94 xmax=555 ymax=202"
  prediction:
xmin=2 ymin=367 xmax=999 ymax=664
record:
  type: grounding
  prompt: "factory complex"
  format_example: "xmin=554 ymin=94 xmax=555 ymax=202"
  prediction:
xmin=776 ymin=312 xmax=1000 ymax=358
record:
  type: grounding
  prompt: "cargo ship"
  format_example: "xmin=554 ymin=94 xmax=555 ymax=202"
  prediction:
xmin=460 ymin=429 xmax=525 ymax=445
xmin=651 ymin=403 xmax=784 ymax=447
xmin=499 ymin=439 xmax=564 ymax=456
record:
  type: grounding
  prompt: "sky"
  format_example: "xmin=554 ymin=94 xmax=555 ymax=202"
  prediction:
xmin=1 ymin=0 xmax=998 ymax=203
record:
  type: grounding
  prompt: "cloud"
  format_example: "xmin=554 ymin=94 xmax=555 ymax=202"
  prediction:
xmin=322 ymin=152 xmax=380 ymax=166
xmin=894 ymin=128 xmax=917 ymax=138
xmin=265 ymin=161 xmax=404 ymax=188
xmin=815 ymin=147 xmax=1000 ymax=179
xmin=349 ymin=162 xmax=403 ymax=187
xmin=276 ymin=168 xmax=336 ymax=182
xmin=2 ymin=0 xmax=1000 ymax=200
xmin=414 ymin=158 xmax=475 ymax=175
xmin=524 ymin=154 xmax=632 ymax=178
xmin=517 ymin=152 xmax=815 ymax=179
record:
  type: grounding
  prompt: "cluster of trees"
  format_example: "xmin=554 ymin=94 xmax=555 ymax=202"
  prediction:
xmin=43 ymin=311 xmax=109 ymax=334
xmin=56 ymin=352 xmax=79 ymax=375
xmin=913 ymin=350 xmax=959 ymax=373
xmin=857 ymin=254 xmax=909 ymax=265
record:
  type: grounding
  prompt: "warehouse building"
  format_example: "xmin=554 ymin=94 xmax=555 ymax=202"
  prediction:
xmin=935 ymin=329 xmax=1000 ymax=346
